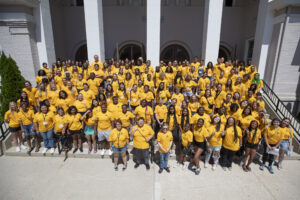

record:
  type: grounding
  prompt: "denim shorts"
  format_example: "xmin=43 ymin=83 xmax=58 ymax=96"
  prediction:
xmin=23 ymin=124 xmax=35 ymax=136
xmin=98 ymin=129 xmax=111 ymax=141
xmin=279 ymin=140 xmax=290 ymax=152
xmin=112 ymin=145 xmax=127 ymax=153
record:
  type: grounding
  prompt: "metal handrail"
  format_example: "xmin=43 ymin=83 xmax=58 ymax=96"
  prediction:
xmin=0 ymin=121 xmax=9 ymax=142
xmin=262 ymin=80 xmax=300 ymax=142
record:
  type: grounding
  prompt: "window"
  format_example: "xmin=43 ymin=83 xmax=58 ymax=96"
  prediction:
xmin=119 ymin=44 xmax=145 ymax=61
xmin=160 ymin=44 xmax=190 ymax=62
xmin=75 ymin=44 xmax=87 ymax=62
xmin=247 ymin=40 xmax=254 ymax=60
xmin=225 ymin=0 xmax=233 ymax=7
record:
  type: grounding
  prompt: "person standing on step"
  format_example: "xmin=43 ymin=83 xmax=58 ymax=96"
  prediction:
xmin=157 ymin=123 xmax=173 ymax=173
xmin=130 ymin=117 xmax=154 ymax=170
xmin=109 ymin=120 xmax=129 ymax=171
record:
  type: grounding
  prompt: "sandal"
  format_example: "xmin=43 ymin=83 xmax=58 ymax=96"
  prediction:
xmin=246 ymin=166 xmax=251 ymax=172
xmin=242 ymin=166 xmax=248 ymax=172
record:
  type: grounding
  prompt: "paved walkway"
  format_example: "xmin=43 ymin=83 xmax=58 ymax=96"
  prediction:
xmin=0 ymin=156 xmax=299 ymax=200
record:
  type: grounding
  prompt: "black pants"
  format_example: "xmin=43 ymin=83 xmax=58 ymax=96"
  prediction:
xmin=155 ymin=119 xmax=164 ymax=137
xmin=262 ymin=143 xmax=276 ymax=166
xmin=221 ymin=147 xmax=236 ymax=167
xmin=135 ymin=148 xmax=150 ymax=165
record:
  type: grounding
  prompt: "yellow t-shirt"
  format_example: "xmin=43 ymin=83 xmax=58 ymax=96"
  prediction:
xmin=129 ymin=91 xmax=140 ymax=106
xmin=5 ymin=110 xmax=20 ymax=128
xmin=264 ymin=127 xmax=283 ymax=145
xmin=157 ymin=131 xmax=173 ymax=153
xmin=200 ymin=96 xmax=215 ymax=113
xmin=65 ymin=113 xmax=82 ymax=131
xmin=80 ymin=90 xmax=95 ymax=102
xmin=247 ymin=129 xmax=262 ymax=144
xmin=240 ymin=115 xmax=257 ymax=129
xmin=134 ymin=105 xmax=153 ymax=124
xmin=132 ymin=124 xmax=154 ymax=149
xmin=223 ymin=126 xmax=242 ymax=151
xmin=95 ymin=111 xmax=113 ymax=131
xmin=139 ymin=91 xmax=154 ymax=102
xmin=109 ymin=128 xmax=129 ymax=148
xmin=155 ymin=89 xmax=170 ymax=103
xmin=33 ymin=112 xmax=55 ymax=132
xmin=18 ymin=109 xmax=34 ymax=125
xmin=193 ymin=127 xmax=209 ymax=143
xmin=107 ymin=103 xmax=122 ymax=116
xmin=214 ymin=91 xmax=227 ymax=108
xmin=280 ymin=127 xmax=293 ymax=140
xmin=35 ymin=91 xmax=48 ymax=102
xmin=183 ymin=80 xmax=196 ymax=92
xmin=55 ymin=98 xmax=71 ymax=112
xmin=113 ymin=111 xmax=135 ymax=127
xmin=54 ymin=115 xmax=65 ymax=132
xmin=165 ymin=114 xmax=179 ymax=130
xmin=23 ymin=88 xmax=38 ymax=105
xmin=155 ymin=105 xmax=168 ymax=120
xmin=73 ymin=100 xmax=89 ymax=112
xmin=171 ymin=93 xmax=184 ymax=106
xmin=181 ymin=130 xmax=193 ymax=147
xmin=191 ymin=113 xmax=211 ymax=128
xmin=188 ymin=102 xmax=200 ymax=113
xmin=84 ymin=115 xmax=96 ymax=127
xmin=206 ymin=124 xmax=224 ymax=147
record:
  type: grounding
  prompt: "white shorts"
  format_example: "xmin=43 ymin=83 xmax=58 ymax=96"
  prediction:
xmin=97 ymin=129 xmax=111 ymax=141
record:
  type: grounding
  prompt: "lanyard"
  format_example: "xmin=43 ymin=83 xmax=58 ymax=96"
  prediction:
xmin=42 ymin=114 xmax=47 ymax=122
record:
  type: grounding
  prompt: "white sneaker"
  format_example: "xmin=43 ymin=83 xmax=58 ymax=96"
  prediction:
xmin=16 ymin=146 xmax=21 ymax=152
xmin=50 ymin=148 xmax=55 ymax=154
xmin=107 ymin=149 xmax=113 ymax=156
xmin=20 ymin=144 xmax=27 ymax=150
xmin=183 ymin=162 xmax=188 ymax=169
xmin=212 ymin=164 xmax=217 ymax=171
xmin=239 ymin=161 xmax=244 ymax=167
xmin=100 ymin=149 xmax=105 ymax=156
xmin=173 ymin=161 xmax=180 ymax=168
xmin=204 ymin=163 xmax=208 ymax=168
xmin=42 ymin=148 xmax=47 ymax=154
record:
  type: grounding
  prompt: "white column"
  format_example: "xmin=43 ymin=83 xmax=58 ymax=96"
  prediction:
xmin=34 ymin=0 xmax=56 ymax=67
xmin=146 ymin=0 xmax=161 ymax=67
xmin=84 ymin=0 xmax=105 ymax=62
xmin=201 ymin=0 xmax=223 ymax=65
xmin=252 ymin=0 xmax=273 ymax=79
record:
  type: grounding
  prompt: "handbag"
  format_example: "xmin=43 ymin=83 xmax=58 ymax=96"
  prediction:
xmin=266 ymin=147 xmax=279 ymax=156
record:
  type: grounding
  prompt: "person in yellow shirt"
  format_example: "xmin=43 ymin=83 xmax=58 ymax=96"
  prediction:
xmin=171 ymin=87 xmax=184 ymax=106
xmin=18 ymin=102 xmax=36 ymax=154
xmin=192 ymin=119 xmax=209 ymax=175
xmin=174 ymin=71 xmax=184 ymax=88
xmin=129 ymin=84 xmax=140 ymax=110
xmin=35 ymin=69 xmax=47 ymax=87
xmin=205 ymin=116 xmax=225 ymax=170
xmin=278 ymin=118 xmax=293 ymax=169
xmin=214 ymin=84 xmax=227 ymax=110
xmin=134 ymin=99 xmax=155 ymax=126
xmin=80 ymin=83 xmax=95 ymax=102
xmin=87 ymin=73 xmax=101 ymax=95
xmin=130 ymin=117 xmax=154 ymax=170
xmin=139 ymin=85 xmax=154 ymax=107
xmin=55 ymin=91 xmax=71 ymax=112
xmin=241 ymin=120 xmax=261 ymax=172
xmin=200 ymin=89 xmax=215 ymax=114
xmin=220 ymin=117 xmax=242 ymax=170
xmin=117 ymin=82 xmax=128 ymax=105
xmin=35 ymin=83 xmax=48 ymax=107
xmin=5 ymin=102 xmax=23 ymax=152
xmin=73 ymin=93 xmax=89 ymax=115
xmin=179 ymin=123 xmax=193 ymax=169
xmin=91 ymin=55 xmax=103 ymax=70
xmin=157 ymin=123 xmax=173 ymax=173
xmin=109 ymin=120 xmax=129 ymax=171
xmin=183 ymin=75 xmax=196 ymax=98
xmin=191 ymin=107 xmax=211 ymax=129
xmin=81 ymin=109 xmax=97 ymax=154
xmin=94 ymin=104 xmax=113 ymax=156
xmin=240 ymin=106 xmax=256 ymax=131
xmin=17 ymin=91 xmax=35 ymax=110
xmin=188 ymin=95 xmax=200 ymax=115
xmin=154 ymin=98 xmax=168 ymax=133
xmin=62 ymin=106 xmax=83 ymax=154
xmin=256 ymin=92 xmax=265 ymax=111
xmin=260 ymin=118 xmax=283 ymax=174
xmin=23 ymin=81 xmax=38 ymax=107
xmin=53 ymin=107 xmax=67 ymax=153
xmin=113 ymin=104 xmax=135 ymax=130
xmin=33 ymin=104 xmax=55 ymax=154
xmin=155 ymin=82 xmax=170 ymax=105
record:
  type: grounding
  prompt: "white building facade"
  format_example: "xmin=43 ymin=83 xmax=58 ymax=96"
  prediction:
xmin=0 ymin=0 xmax=299 ymax=115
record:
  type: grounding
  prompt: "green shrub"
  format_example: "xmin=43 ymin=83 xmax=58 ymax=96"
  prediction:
xmin=0 ymin=52 xmax=25 ymax=121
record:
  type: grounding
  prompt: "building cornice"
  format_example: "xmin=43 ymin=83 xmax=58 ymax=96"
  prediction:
xmin=0 ymin=0 xmax=39 ymax=8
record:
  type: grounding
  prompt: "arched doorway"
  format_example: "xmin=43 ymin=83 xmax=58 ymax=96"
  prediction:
xmin=75 ymin=44 xmax=87 ymax=62
xmin=218 ymin=45 xmax=231 ymax=61
xmin=119 ymin=44 xmax=145 ymax=61
xmin=160 ymin=44 xmax=190 ymax=63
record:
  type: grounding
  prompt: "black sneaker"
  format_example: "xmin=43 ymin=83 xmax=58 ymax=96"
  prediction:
xmin=146 ymin=164 xmax=150 ymax=170
xmin=134 ymin=163 xmax=140 ymax=169
xmin=79 ymin=147 xmax=83 ymax=153
xmin=122 ymin=165 xmax=127 ymax=171
xmin=114 ymin=166 xmax=118 ymax=171
xmin=195 ymin=168 xmax=201 ymax=175
xmin=158 ymin=168 xmax=163 ymax=173
xmin=73 ymin=148 xmax=78 ymax=154
xmin=165 ymin=168 xmax=170 ymax=173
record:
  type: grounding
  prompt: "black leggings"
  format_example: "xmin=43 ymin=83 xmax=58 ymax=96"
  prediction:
xmin=262 ymin=143 xmax=276 ymax=166
xmin=220 ymin=147 xmax=236 ymax=167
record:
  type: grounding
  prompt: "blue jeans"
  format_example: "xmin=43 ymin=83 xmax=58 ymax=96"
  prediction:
xmin=23 ymin=124 xmax=34 ymax=136
xmin=40 ymin=129 xmax=54 ymax=148
xmin=205 ymin=145 xmax=221 ymax=165
xmin=160 ymin=152 xmax=170 ymax=169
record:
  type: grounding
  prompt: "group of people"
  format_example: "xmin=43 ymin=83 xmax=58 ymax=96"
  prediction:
xmin=4 ymin=55 xmax=294 ymax=174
